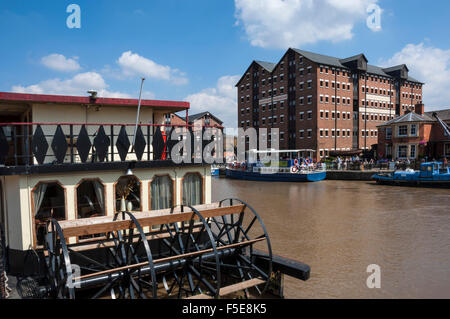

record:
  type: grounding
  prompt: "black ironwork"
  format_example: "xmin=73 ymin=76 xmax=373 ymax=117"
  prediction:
xmin=216 ymin=198 xmax=273 ymax=298
xmin=152 ymin=126 xmax=165 ymax=160
xmin=51 ymin=125 xmax=69 ymax=164
xmin=93 ymin=126 xmax=110 ymax=163
xmin=157 ymin=205 xmax=221 ymax=298
xmin=76 ymin=125 xmax=91 ymax=163
xmin=31 ymin=125 xmax=49 ymax=165
xmin=116 ymin=126 xmax=130 ymax=162
xmin=0 ymin=123 xmax=222 ymax=171
xmin=0 ymin=127 xmax=8 ymax=165
xmin=133 ymin=126 xmax=146 ymax=161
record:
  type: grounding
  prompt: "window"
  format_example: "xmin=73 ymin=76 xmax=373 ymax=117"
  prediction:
xmin=398 ymin=145 xmax=408 ymax=158
xmin=398 ymin=125 xmax=408 ymax=136
xmin=116 ymin=176 xmax=141 ymax=212
xmin=410 ymin=124 xmax=417 ymax=136
xmin=151 ymin=175 xmax=174 ymax=210
xmin=76 ymin=180 xmax=105 ymax=219
xmin=410 ymin=145 xmax=416 ymax=158
xmin=445 ymin=144 xmax=450 ymax=157
xmin=182 ymin=173 xmax=203 ymax=206
xmin=33 ymin=182 xmax=66 ymax=246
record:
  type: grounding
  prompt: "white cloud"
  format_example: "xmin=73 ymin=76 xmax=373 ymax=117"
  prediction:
xmin=117 ymin=51 xmax=188 ymax=85
xmin=41 ymin=54 xmax=81 ymax=72
xmin=381 ymin=43 xmax=450 ymax=111
xmin=234 ymin=0 xmax=379 ymax=48
xmin=184 ymin=75 xmax=241 ymax=128
xmin=12 ymin=72 xmax=132 ymax=98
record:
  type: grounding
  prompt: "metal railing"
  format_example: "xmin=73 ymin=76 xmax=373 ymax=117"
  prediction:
xmin=0 ymin=122 xmax=222 ymax=167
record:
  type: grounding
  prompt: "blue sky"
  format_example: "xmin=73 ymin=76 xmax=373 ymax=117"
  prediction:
xmin=1 ymin=0 xmax=449 ymax=127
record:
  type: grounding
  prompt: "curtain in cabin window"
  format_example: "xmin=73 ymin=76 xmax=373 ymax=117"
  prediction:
xmin=182 ymin=174 xmax=202 ymax=206
xmin=33 ymin=183 xmax=48 ymax=216
xmin=92 ymin=180 xmax=105 ymax=215
xmin=151 ymin=176 xmax=173 ymax=210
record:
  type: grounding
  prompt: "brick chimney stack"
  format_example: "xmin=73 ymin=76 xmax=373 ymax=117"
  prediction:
xmin=415 ymin=103 xmax=424 ymax=115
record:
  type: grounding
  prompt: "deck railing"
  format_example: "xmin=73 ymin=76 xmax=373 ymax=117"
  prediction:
xmin=0 ymin=123 xmax=223 ymax=168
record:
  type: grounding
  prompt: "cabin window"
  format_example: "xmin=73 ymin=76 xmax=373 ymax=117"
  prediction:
xmin=115 ymin=176 xmax=141 ymax=212
xmin=150 ymin=175 xmax=174 ymax=210
xmin=76 ymin=180 xmax=105 ymax=219
xmin=182 ymin=173 xmax=203 ymax=206
xmin=33 ymin=182 xmax=66 ymax=246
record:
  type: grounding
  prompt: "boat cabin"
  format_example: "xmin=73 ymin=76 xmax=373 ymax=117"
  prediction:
xmin=419 ymin=162 xmax=450 ymax=177
xmin=0 ymin=92 xmax=216 ymax=274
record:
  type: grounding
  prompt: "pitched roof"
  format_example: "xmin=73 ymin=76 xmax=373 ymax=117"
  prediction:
xmin=255 ymin=61 xmax=276 ymax=72
xmin=178 ymin=111 xmax=223 ymax=125
xmin=339 ymin=53 xmax=368 ymax=64
xmin=425 ymin=109 xmax=450 ymax=121
xmin=292 ymin=48 xmax=345 ymax=68
xmin=378 ymin=112 xmax=434 ymax=127
xmin=292 ymin=48 xmax=422 ymax=83
xmin=235 ymin=60 xmax=275 ymax=87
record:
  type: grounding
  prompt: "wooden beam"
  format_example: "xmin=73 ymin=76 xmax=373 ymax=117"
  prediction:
xmin=185 ymin=278 xmax=266 ymax=299
xmin=58 ymin=204 xmax=245 ymax=238
xmin=74 ymin=237 xmax=265 ymax=281
xmin=219 ymin=278 xmax=265 ymax=297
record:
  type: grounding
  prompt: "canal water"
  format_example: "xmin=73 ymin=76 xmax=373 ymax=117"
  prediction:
xmin=212 ymin=178 xmax=450 ymax=299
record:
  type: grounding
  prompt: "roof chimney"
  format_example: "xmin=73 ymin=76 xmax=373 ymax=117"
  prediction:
xmin=415 ymin=103 xmax=424 ymax=115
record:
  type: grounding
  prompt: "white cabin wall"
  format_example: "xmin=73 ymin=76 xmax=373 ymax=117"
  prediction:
xmin=4 ymin=176 xmax=28 ymax=251
xmin=11 ymin=165 xmax=211 ymax=250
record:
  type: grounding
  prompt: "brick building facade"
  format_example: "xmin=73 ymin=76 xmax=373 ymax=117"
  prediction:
xmin=377 ymin=105 xmax=450 ymax=160
xmin=236 ymin=48 xmax=424 ymax=160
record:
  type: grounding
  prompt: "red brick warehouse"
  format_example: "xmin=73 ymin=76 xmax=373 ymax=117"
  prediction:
xmin=236 ymin=48 xmax=424 ymax=161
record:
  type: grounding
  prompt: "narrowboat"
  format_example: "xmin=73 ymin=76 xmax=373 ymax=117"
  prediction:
xmin=226 ymin=150 xmax=326 ymax=182
xmin=372 ymin=162 xmax=450 ymax=187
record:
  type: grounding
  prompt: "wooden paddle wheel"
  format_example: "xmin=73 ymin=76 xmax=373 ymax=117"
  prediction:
xmin=42 ymin=199 xmax=273 ymax=299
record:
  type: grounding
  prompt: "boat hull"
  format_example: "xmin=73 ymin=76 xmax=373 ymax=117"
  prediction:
xmin=226 ymin=169 xmax=326 ymax=182
xmin=372 ymin=174 xmax=450 ymax=188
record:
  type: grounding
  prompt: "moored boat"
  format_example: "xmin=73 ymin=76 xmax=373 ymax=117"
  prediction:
xmin=372 ymin=162 xmax=450 ymax=187
xmin=226 ymin=150 xmax=326 ymax=183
